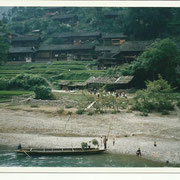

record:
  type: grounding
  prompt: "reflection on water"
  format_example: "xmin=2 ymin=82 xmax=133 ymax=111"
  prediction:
xmin=0 ymin=145 xmax=179 ymax=167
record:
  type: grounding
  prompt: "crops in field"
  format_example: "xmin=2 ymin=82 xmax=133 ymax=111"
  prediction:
xmin=0 ymin=61 xmax=105 ymax=85
xmin=0 ymin=90 xmax=34 ymax=103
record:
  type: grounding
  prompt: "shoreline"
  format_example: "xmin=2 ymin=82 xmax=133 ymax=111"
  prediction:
xmin=0 ymin=107 xmax=180 ymax=165
xmin=0 ymin=133 xmax=179 ymax=166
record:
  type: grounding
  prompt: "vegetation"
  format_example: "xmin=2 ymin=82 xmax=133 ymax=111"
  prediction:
xmin=81 ymin=142 xmax=88 ymax=149
xmin=57 ymin=107 xmax=64 ymax=114
xmin=0 ymin=90 xmax=33 ymax=103
xmin=132 ymin=76 xmax=175 ymax=113
xmin=76 ymin=109 xmax=85 ymax=115
xmin=122 ymin=38 xmax=180 ymax=88
xmin=0 ymin=61 xmax=103 ymax=89
xmin=34 ymin=85 xmax=54 ymax=100
xmin=0 ymin=22 xmax=9 ymax=65
xmin=8 ymin=74 xmax=50 ymax=90
xmin=124 ymin=8 xmax=172 ymax=40
xmin=92 ymin=139 xmax=99 ymax=146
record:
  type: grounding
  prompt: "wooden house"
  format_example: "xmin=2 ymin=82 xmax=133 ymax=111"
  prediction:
xmin=113 ymin=41 xmax=153 ymax=63
xmin=8 ymin=47 xmax=36 ymax=62
xmin=59 ymin=81 xmax=87 ymax=90
xmin=96 ymin=52 xmax=117 ymax=69
xmin=11 ymin=35 xmax=41 ymax=48
xmin=86 ymin=76 xmax=134 ymax=90
xmin=95 ymin=46 xmax=119 ymax=58
xmin=36 ymin=44 xmax=95 ymax=61
xmin=52 ymin=32 xmax=101 ymax=45
xmin=102 ymin=33 xmax=128 ymax=46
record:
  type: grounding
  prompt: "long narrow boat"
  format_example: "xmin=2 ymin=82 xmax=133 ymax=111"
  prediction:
xmin=15 ymin=147 xmax=106 ymax=156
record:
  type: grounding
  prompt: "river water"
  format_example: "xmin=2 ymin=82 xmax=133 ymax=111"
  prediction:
xmin=0 ymin=145 xmax=179 ymax=167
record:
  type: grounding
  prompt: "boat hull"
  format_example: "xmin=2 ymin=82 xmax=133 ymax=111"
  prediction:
xmin=15 ymin=148 xmax=106 ymax=156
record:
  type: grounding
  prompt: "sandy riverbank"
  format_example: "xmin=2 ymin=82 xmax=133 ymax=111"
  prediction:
xmin=0 ymin=107 xmax=180 ymax=164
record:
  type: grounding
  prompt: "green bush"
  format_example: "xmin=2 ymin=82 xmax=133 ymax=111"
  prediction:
xmin=8 ymin=74 xmax=50 ymax=90
xmin=177 ymin=101 xmax=180 ymax=107
xmin=0 ymin=78 xmax=9 ymax=90
xmin=132 ymin=75 xmax=175 ymax=113
xmin=67 ymin=111 xmax=72 ymax=115
xmin=57 ymin=108 xmax=64 ymax=114
xmin=87 ymin=111 xmax=94 ymax=116
xmin=161 ymin=111 xmax=170 ymax=115
xmin=92 ymin=139 xmax=99 ymax=146
xmin=76 ymin=109 xmax=85 ymax=115
xmin=34 ymin=85 xmax=54 ymax=100
xmin=65 ymin=105 xmax=73 ymax=109
xmin=81 ymin=142 xmax=88 ymax=149
xmin=30 ymin=104 xmax=39 ymax=108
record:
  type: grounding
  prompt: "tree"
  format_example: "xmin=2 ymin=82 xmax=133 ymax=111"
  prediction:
xmin=132 ymin=75 xmax=175 ymax=113
xmin=34 ymin=85 xmax=54 ymax=100
xmin=122 ymin=38 xmax=180 ymax=87
xmin=123 ymin=8 xmax=172 ymax=40
xmin=0 ymin=22 xmax=9 ymax=65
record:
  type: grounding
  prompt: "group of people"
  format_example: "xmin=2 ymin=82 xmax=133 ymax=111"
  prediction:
xmin=100 ymin=136 xmax=116 ymax=150
xmin=89 ymin=89 xmax=128 ymax=99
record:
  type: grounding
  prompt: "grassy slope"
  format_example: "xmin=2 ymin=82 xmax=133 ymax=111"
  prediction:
xmin=0 ymin=90 xmax=34 ymax=102
xmin=0 ymin=61 xmax=105 ymax=88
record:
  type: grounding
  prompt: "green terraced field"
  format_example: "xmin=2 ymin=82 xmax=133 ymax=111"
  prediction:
xmin=0 ymin=90 xmax=34 ymax=103
xmin=0 ymin=61 xmax=105 ymax=87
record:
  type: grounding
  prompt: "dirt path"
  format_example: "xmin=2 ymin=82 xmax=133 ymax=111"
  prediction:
xmin=0 ymin=108 xmax=180 ymax=164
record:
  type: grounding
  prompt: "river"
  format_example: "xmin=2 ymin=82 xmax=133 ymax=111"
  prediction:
xmin=0 ymin=145 xmax=179 ymax=167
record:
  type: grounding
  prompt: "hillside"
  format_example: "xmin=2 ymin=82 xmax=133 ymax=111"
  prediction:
xmin=0 ymin=7 xmax=12 ymax=19
xmin=3 ymin=7 xmax=180 ymax=42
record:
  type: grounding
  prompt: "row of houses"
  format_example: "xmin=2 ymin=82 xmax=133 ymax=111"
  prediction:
xmin=59 ymin=76 xmax=134 ymax=91
xmin=8 ymin=32 xmax=152 ymax=69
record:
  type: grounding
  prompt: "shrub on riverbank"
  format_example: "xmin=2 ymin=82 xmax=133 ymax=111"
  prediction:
xmin=0 ymin=78 xmax=8 ymax=90
xmin=8 ymin=74 xmax=50 ymax=90
xmin=34 ymin=85 xmax=55 ymax=100
xmin=132 ymin=75 xmax=174 ymax=113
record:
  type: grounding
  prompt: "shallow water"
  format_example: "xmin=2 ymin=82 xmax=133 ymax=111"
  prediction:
xmin=0 ymin=145 xmax=179 ymax=167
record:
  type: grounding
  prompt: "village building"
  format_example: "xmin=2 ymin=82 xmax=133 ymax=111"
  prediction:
xmin=102 ymin=33 xmax=128 ymax=46
xmin=95 ymin=46 xmax=119 ymax=58
xmin=96 ymin=52 xmax=118 ymax=69
xmin=59 ymin=81 xmax=87 ymax=90
xmin=11 ymin=35 xmax=41 ymax=48
xmin=112 ymin=40 xmax=153 ymax=63
xmin=36 ymin=44 xmax=95 ymax=61
xmin=8 ymin=47 xmax=36 ymax=62
xmin=86 ymin=76 xmax=134 ymax=90
xmin=58 ymin=76 xmax=134 ymax=91
xmin=52 ymin=32 xmax=101 ymax=45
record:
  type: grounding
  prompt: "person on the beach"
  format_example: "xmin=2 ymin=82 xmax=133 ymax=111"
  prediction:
xmin=154 ymin=141 xmax=157 ymax=147
xmin=93 ymin=89 xmax=97 ymax=95
xmin=18 ymin=144 xmax=22 ymax=150
xmin=113 ymin=138 xmax=115 ymax=146
xmin=136 ymin=148 xmax=142 ymax=156
xmin=103 ymin=136 xmax=108 ymax=149
xmin=100 ymin=136 xmax=103 ymax=147
xmin=88 ymin=141 xmax=91 ymax=149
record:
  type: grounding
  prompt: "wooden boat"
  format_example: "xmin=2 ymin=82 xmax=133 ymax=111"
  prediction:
xmin=15 ymin=147 xmax=106 ymax=156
